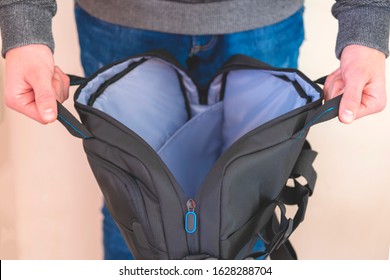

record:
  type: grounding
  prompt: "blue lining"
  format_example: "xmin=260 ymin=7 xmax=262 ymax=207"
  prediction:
xmin=297 ymin=107 xmax=335 ymax=139
xmin=78 ymin=57 xmax=323 ymax=198
xmin=58 ymin=113 xmax=90 ymax=139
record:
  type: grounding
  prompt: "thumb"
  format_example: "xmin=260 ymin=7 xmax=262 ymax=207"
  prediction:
xmin=29 ymin=71 xmax=58 ymax=123
xmin=339 ymin=78 xmax=364 ymax=124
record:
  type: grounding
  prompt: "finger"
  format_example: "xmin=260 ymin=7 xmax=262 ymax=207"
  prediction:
xmin=52 ymin=70 xmax=65 ymax=103
xmin=28 ymin=70 xmax=58 ymax=123
xmin=324 ymin=74 xmax=344 ymax=102
xmin=55 ymin=66 xmax=70 ymax=102
xmin=323 ymin=69 xmax=342 ymax=101
xmin=5 ymin=92 xmax=47 ymax=123
xmin=4 ymin=77 xmax=47 ymax=123
xmin=22 ymin=101 xmax=50 ymax=124
xmin=52 ymin=67 xmax=69 ymax=103
xmin=355 ymin=81 xmax=387 ymax=120
xmin=339 ymin=76 xmax=366 ymax=124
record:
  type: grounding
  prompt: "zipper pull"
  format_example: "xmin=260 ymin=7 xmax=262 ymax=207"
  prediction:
xmin=185 ymin=199 xmax=197 ymax=234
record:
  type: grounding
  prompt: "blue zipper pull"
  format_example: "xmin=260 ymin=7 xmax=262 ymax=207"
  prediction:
xmin=185 ymin=199 xmax=197 ymax=234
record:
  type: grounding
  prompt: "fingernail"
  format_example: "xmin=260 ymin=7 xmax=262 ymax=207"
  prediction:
xmin=342 ymin=109 xmax=354 ymax=123
xmin=43 ymin=108 xmax=56 ymax=121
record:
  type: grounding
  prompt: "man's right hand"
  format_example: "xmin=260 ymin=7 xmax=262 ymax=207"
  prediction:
xmin=4 ymin=44 xmax=70 ymax=123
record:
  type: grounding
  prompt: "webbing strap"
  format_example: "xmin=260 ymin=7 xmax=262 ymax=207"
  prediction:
xmin=270 ymin=240 xmax=297 ymax=260
xmin=245 ymin=202 xmax=294 ymax=260
xmin=57 ymin=102 xmax=93 ymax=139
xmin=281 ymin=146 xmax=317 ymax=231
xmin=56 ymin=75 xmax=93 ymax=139
xmin=246 ymin=144 xmax=318 ymax=260
xmin=290 ymin=149 xmax=317 ymax=194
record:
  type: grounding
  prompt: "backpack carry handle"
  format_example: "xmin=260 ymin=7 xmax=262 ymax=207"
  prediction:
xmin=293 ymin=94 xmax=342 ymax=139
xmin=306 ymin=94 xmax=342 ymax=127
xmin=57 ymin=101 xmax=93 ymax=139
xmin=306 ymin=75 xmax=342 ymax=127
xmin=56 ymin=75 xmax=93 ymax=139
xmin=68 ymin=74 xmax=86 ymax=86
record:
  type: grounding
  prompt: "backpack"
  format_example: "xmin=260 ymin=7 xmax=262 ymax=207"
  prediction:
xmin=57 ymin=51 xmax=341 ymax=260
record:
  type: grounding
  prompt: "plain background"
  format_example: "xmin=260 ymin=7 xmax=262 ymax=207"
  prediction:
xmin=0 ymin=1 xmax=389 ymax=260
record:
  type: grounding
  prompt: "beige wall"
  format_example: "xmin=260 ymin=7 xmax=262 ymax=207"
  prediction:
xmin=0 ymin=1 xmax=389 ymax=260
xmin=0 ymin=1 xmax=102 ymax=259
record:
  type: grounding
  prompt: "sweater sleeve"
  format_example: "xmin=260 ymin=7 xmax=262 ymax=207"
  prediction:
xmin=0 ymin=0 xmax=57 ymax=57
xmin=332 ymin=0 xmax=390 ymax=59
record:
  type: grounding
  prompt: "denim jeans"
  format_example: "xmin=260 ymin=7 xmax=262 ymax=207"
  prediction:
xmin=75 ymin=5 xmax=305 ymax=260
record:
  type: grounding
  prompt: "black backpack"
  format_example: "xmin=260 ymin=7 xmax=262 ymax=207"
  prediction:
xmin=57 ymin=51 xmax=341 ymax=260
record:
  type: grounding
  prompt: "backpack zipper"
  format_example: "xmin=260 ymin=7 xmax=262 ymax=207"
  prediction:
xmin=185 ymin=198 xmax=199 ymax=254
xmin=185 ymin=199 xmax=197 ymax=233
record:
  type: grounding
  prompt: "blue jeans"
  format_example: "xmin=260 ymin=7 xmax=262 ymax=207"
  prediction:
xmin=75 ymin=5 xmax=305 ymax=260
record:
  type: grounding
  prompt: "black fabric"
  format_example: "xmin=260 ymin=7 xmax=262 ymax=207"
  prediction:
xmin=292 ymin=94 xmax=341 ymax=139
xmin=57 ymin=52 xmax=340 ymax=259
xmin=57 ymin=101 xmax=92 ymax=139
xmin=68 ymin=74 xmax=86 ymax=86
xmin=270 ymin=240 xmax=297 ymax=260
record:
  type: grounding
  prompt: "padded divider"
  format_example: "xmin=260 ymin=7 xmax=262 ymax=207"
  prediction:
xmin=78 ymin=59 xmax=321 ymax=199
xmin=92 ymin=59 xmax=189 ymax=151
xmin=207 ymin=74 xmax=224 ymax=105
xmin=158 ymin=103 xmax=223 ymax=198
xmin=221 ymin=69 xmax=320 ymax=150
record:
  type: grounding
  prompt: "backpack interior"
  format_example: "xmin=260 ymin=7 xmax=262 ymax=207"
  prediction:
xmin=77 ymin=57 xmax=321 ymax=198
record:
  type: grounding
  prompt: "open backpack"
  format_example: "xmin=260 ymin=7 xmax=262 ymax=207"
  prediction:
xmin=57 ymin=51 xmax=341 ymax=260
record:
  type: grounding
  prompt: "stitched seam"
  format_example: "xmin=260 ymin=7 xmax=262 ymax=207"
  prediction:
xmin=190 ymin=35 xmax=218 ymax=54
xmin=198 ymin=35 xmax=218 ymax=51
xmin=297 ymin=107 xmax=335 ymax=139
xmin=58 ymin=113 xmax=90 ymax=139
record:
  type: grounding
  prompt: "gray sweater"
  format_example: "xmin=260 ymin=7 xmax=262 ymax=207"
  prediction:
xmin=0 ymin=0 xmax=389 ymax=59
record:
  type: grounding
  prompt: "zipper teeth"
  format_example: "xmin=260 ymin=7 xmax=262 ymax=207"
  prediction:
xmin=185 ymin=199 xmax=197 ymax=234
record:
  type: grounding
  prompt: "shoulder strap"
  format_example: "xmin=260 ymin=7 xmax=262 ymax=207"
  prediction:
xmin=246 ymin=141 xmax=318 ymax=260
